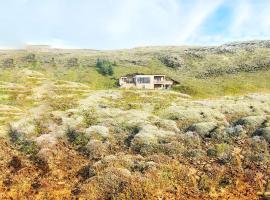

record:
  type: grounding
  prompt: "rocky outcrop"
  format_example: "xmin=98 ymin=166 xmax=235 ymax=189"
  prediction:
xmin=158 ymin=55 xmax=185 ymax=69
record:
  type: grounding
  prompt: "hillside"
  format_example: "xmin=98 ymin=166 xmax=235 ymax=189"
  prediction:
xmin=0 ymin=40 xmax=270 ymax=97
xmin=0 ymin=41 xmax=269 ymax=199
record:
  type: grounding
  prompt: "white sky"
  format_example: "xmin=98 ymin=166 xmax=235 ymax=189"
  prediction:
xmin=0 ymin=0 xmax=270 ymax=49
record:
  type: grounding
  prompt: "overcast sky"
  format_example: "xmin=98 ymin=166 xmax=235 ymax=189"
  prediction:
xmin=0 ymin=0 xmax=270 ymax=49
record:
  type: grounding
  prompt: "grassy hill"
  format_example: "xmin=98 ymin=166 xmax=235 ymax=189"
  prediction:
xmin=0 ymin=41 xmax=269 ymax=199
xmin=1 ymin=40 xmax=270 ymax=98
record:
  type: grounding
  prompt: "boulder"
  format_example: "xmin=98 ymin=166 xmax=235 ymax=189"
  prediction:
xmin=35 ymin=134 xmax=57 ymax=148
xmin=133 ymin=124 xmax=175 ymax=144
xmin=226 ymin=125 xmax=245 ymax=137
xmin=187 ymin=122 xmax=218 ymax=137
xmin=85 ymin=140 xmax=108 ymax=159
xmin=235 ymin=115 xmax=267 ymax=128
xmin=85 ymin=125 xmax=109 ymax=140
xmin=254 ymin=127 xmax=270 ymax=143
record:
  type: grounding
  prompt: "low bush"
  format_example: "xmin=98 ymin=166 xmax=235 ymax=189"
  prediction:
xmin=8 ymin=125 xmax=40 ymax=156
xmin=96 ymin=59 xmax=114 ymax=76
xmin=82 ymin=108 xmax=98 ymax=127
xmin=66 ymin=128 xmax=89 ymax=146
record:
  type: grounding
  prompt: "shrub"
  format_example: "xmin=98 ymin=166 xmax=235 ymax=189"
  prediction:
xmin=8 ymin=125 xmax=21 ymax=143
xmin=31 ymin=156 xmax=50 ymax=174
xmin=2 ymin=58 xmax=14 ymax=68
xmin=207 ymin=148 xmax=218 ymax=157
xmin=124 ymin=126 xmax=140 ymax=147
xmin=219 ymin=177 xmax=232 ymax=188
xmin=198 ymin=175 xmax=212 ymax=192
xmin=96 ymin=59 xmax=114 ymax=76
xmin=24 ymin=53 xmax=36 ymax=64
xmin=8 ymin=125 xmax=40 ymax=156
xmin=183 ymin=149 xmax=203 ymax=158
xmin=66 ymin=57 xmax=79 ymax=67
xmin=66 ymin=128 xmax=89 ymax=146
xmin=19 ymin=140 xmax=40 ymax=156
xmin=8 ymin=156 xmax=22 ymax=172
xmin=77 ymin=165 xmax=96 ymax=181
xmin=82 ymin=109 xmax=98 ymax=127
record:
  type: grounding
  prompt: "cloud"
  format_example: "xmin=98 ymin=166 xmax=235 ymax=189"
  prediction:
xmin=106 ymin=0 xmax=225 ymax=47
xmin=176 ymin=0 xmax=225 ymax=43
xmin=229 ymin=0 xmax=270 ymax=39
xmin=0 ymin=0 xmax=270 ymax=49
xmin=230 ymin=0 xmax=251 ymax=35
xmin=184 ymin=0 xmax=270 ymax=45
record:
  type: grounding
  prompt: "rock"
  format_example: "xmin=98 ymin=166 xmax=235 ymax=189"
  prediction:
xmin=163 ymin=106 xmax=224 ymax=122
xmin=85 ymin=140 xmax=108 ymax=160
xmin=235 ymin=115 xmax=267 ymax=128
xmin=158 ymin=55 xmax=184 ymax=69
xmin=187 ymin=122 xmax=218 ymax=137
xmin=10 ymin=118 xmax=36 ymax=138
xmin=37 ymin=148 xmax=54 ymax=159
xmin=254 ymin=127 xmax=270 ymax=143
xmin=226 ymin=125 xmax=245 ymax=137
xmin=85 ymin=125 xmax=109 ymax=139
xmin=35 ymin=134 xmax=57 ymax=148
xmin=133 ymin=124 xmax=175 ymax=144
xmin=155 ymin=119 xmax=180 ymax=132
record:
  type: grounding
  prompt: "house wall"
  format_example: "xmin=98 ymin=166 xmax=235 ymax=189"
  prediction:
xmin=119 ymin=75 xmax=173 ymax=89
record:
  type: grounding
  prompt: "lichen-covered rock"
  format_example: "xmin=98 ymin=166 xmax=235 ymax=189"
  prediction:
xmin=235 ymin=115 xmax=267 ymax=128
xmin=163 ymin=106 xmax=224 ymax=123
xmin=35 ymin=134 xmax=57 ymax=148
xmin=133 ymin=124 xmax=175 ymax=145
xmin=85 ymin=125 xmax=109 ymax=140
xmin=254 ymin=127 xmax=270 ymax=143
xmin=187 ymin=122 xmax=218 ymax=137
xmin=9 ymin=118 xmax=36 ymax=138
xmin=153 ymin=119 xmax=180 ymax=132
xmin=158 ymin=55 xmax=184 ymax=69
xmin=85 ymin=139 xmax=108 ymax=160
xmin=181 ymin=131 xmax=201 ymax=148
xmin=226 ymin=125 xmax=246 ymax=137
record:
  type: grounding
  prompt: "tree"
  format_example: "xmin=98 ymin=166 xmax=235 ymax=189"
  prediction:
xmin=96 ymin=59 xmax=114 ymax=76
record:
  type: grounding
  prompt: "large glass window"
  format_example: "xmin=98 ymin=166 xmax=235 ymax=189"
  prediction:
xmin=137 ymin=77 xmax=150 ymax=84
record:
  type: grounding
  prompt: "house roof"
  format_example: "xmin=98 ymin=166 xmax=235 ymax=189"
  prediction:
xmin=120 ymin=73 xmax=166 ymax=78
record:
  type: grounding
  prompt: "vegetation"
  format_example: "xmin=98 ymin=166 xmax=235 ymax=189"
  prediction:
xmin=0 ymin=41 xmax=269 ymax=199
xmin=66 ymin=57 xmax=79 ymax=67
xmin=96 ymin=59 xmax=114 ymax=76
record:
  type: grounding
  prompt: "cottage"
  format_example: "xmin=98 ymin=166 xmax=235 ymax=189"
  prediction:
xmin=119 ymin=74 xmax=174 ymax=89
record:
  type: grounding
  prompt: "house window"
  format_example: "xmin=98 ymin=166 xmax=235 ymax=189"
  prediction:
xmin=154 ymin=76 xmax=163 ymax=81
xmin=137 ymin=77 xmax=150 ymax=84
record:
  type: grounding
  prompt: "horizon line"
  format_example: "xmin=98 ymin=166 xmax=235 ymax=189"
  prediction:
xmin=0 ymin=39 xmax=269 ymax=51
